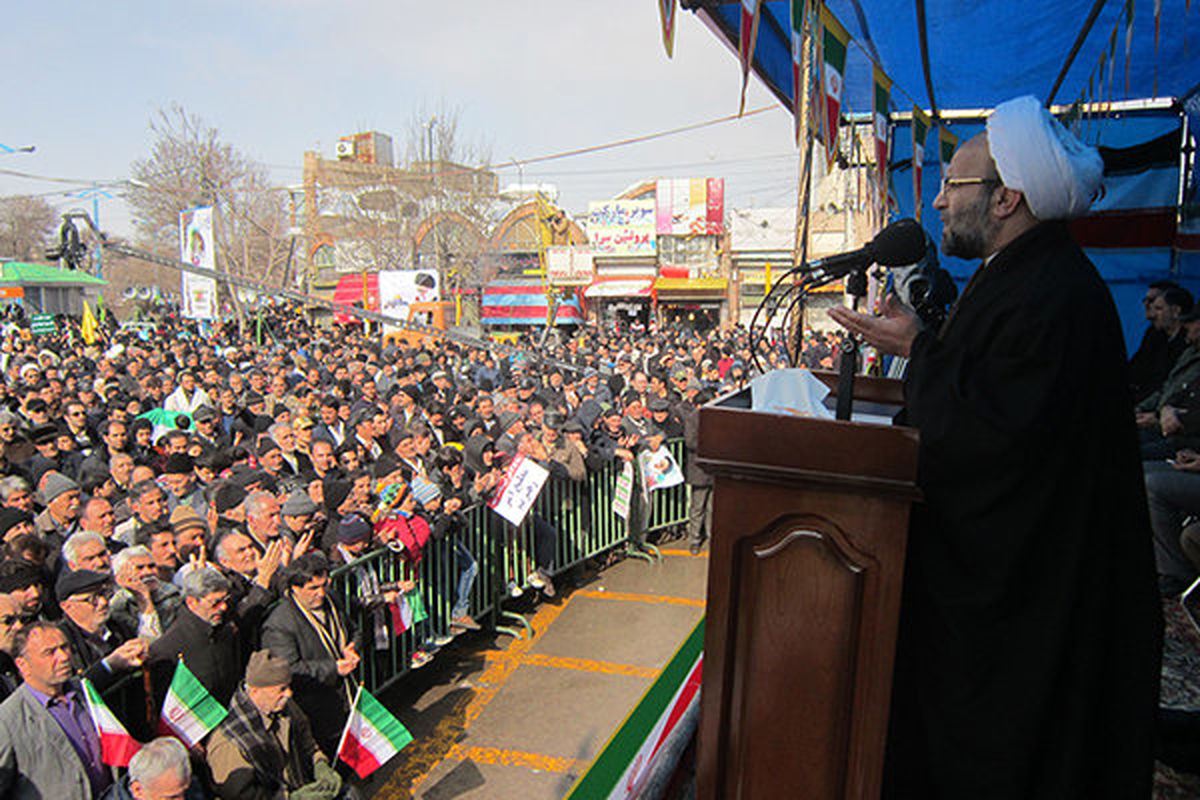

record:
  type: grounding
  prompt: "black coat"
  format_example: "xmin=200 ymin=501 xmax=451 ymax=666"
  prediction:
xmin=260 ymin=596 xmax=357 ymax=756
xmin=148 ymin=606 xmax=240 ymax=708
xmin=888 ymin=222 xmax=1162 ymax=798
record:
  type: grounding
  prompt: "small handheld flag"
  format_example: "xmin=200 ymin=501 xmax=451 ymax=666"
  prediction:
xmin=158 ymin=659 xmax=228 ymax=747
xmin=82 ymin=678 xmax=141 ymax=767
xmin=336 ymin=687 xmax=414 ymax=779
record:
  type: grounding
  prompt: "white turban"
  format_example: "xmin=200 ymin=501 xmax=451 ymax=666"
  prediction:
xmin=986 ymin=95 xmax=1104 ymax=220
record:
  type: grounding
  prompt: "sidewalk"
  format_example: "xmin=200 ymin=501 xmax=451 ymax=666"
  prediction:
xmin=365 ymin=547 xmax=709 ymax=799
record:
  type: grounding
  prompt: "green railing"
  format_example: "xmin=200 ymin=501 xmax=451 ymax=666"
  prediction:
xmin=102 ymin=440 xmax=692 ymax=721
xmin=330 ymin=438 xmax=691 ymax=693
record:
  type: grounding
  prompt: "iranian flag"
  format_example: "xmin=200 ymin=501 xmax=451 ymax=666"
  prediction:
xmin=388 ymin=587 xmax=428 ymax=636
xmin=872 ymin=66 xmax=893 ymax=212
xmin=912 ymin=106 xmax=931 ymax=221
xmin=818 ymin=4 xmax=850 ymax=166
xmin=159 ymin=659 xmax=228 ymax=748
xmin=738 ymin=0 xmax=763 ymax=115
xmin=789 ymin=0 xmax=805 ymax=144
xmin=81 ymin=678 xmax=141 ymax=767
xmin=337 ymin=687 xmax=414 ymax=779
xmin=938 ymin=125 xmax=959 ymax=169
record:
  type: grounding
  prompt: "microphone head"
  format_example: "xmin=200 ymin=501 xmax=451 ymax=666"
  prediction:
xmin=869 ymin=218 xmax=928 ymax=267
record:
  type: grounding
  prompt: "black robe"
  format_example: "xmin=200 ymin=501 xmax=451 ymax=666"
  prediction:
xmin=886 ymin=222 xmax=1162 ymax=799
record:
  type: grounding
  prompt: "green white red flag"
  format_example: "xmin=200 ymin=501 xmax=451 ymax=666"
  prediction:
xmin=337 ymin=686 xmax=414 ymax=779
xmin=739 ymin=0 xmax=764 ymax=115
xmin=911 ymin=106 xmax=931 ymax=221
xmin=818 ymin=4 xmax=851 ymax=166
xmin=789 ymin=0 xmax=805 ymax=144
xmin=81 ymin=678 xmax=141 ymax=767
xmin=388 ymin=587 xmax=428 ymax=636
xmin=938 ymin=124 xmax=959 ymax=188
xmin=159 ymin=659 xmax=228 ymax=748
xmin=872 ymin=66 xmax=893 ymax=212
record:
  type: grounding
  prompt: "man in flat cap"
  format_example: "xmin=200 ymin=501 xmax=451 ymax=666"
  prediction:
xmin=207 ymin=649 xmax=342 ymax=800
xmin=54 ymin=569 xmax=147 ymax=691
xmin=830 ymin=96 xmax=1160 ymax=798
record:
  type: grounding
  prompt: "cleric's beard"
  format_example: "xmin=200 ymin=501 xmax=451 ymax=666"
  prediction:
xmin=941 ymin=190 xmax=1000 ymax=260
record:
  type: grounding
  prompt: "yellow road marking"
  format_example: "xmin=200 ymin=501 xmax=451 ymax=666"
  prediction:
xmin=659 ymin=548 xmax=708 ymax=558
xmin=520 ymin=652 xmax=659 ymax=679
xmin=388 ymin=599 xmax=571 ymax=797
xmin=573 ymin=589 xmax=705 ymax=608
xmin=445 ymin=744 xmax=586 ymax=774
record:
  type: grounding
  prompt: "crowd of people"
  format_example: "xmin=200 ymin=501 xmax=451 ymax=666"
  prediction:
xmin=1129 ymin=280 xmax=1200 ymax=597
xmin=0 ymin=302 xmax=779 ymax=799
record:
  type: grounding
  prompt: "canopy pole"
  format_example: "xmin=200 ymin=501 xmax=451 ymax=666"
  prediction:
xmin=914 ymin=0 xmax=940 ymax=120
xmin=1046 ymin=0 xmax=1109 ymax=106
xmin=789 ymin=2 xmax=817 ymax=365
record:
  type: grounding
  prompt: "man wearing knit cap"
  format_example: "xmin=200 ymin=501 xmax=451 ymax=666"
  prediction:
xmin=330 ymin=513 xmax=372 ymax=565
xmin=830 ymin=96 xmax=1160 ymax=797
xmin=33 ymin=471 xmax=81 ymax=569
xmin=207 ymin=649 xmax=342 ymax=800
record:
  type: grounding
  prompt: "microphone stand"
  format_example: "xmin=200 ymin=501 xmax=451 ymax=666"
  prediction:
xmin=835 ymin=267 xmax=869 ymax=421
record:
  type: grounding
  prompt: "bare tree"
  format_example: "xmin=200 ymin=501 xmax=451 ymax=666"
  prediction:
xmin=127 ymin=106 xmax=292 ymax=323
xmin=402 ymin=102 xmax=497 ymax=290
xmin=0 ymin=196 xmax=56 ymax=261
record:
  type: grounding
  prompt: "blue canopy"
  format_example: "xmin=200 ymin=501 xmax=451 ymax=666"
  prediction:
xmin=690 ymin=0 xmax=1200 ymax=350
xmin=693 ymin=1 xmax=1199 ymax=116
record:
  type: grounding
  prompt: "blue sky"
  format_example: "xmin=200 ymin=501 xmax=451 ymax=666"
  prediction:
xmin=0 ymin=1 xmax=799 ymax=237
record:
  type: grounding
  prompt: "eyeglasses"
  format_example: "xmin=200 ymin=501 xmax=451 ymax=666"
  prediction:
xmin=940 ymin=176 xmax=1002 ymax=193
xmin=67 ymin=591 xmax=112 ymax=607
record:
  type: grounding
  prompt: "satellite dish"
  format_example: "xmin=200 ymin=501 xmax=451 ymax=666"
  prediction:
xmin=122 ymin=287 xmax=138 ymax=300
xmin=137 ymin=287 xmax=152 ymax=300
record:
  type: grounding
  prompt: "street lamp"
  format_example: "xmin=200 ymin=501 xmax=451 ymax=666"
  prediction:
xmin=0 ymin=144 xmax=35 ymax=155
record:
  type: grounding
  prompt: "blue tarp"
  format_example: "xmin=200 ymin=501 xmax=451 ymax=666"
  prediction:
xmin=691 ymin=0 xmax=1200 ymax=351
xmin=695 ymin=1 xmax=1200 ymax=117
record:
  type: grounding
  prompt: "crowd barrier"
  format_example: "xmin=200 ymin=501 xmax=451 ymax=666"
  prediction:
xmin=100 ymin=439 xmax=693 ymax=724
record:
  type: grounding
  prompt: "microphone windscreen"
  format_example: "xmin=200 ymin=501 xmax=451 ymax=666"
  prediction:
xmin=870 ymin=218 xmax=928 ymax=266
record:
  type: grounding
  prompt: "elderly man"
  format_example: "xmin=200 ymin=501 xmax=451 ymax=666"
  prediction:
xmin=103 ymin=736 xmax=194 ymax=800
xmin=0 ymin=623 xmax=112 ymax=798
xmin=261 ymin=553 xmax=359 ymax=758
xmin=214 ymin=529 xmax=283 ymax=660
xmin=148 ymin=568 xmax=238 ymax=706
xmin=109 ymin=545 xmax=183 ymax=642
xmin=829 ymin=96 xmax=1160 ymax=798
xmin=207 ymin=650 xmax=342 ymax=800
xmin=61 ymin=531 xmax=112 ymax=573
xmin=33 ymin=471 xmax=82 ymax=560
xmin=54 ymin=569 xmax=147 ymax=688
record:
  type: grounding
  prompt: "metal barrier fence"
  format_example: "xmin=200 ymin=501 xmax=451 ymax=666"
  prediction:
xmin=101 ymin=439 xmax=691 ymax=724
xmin=330 ymin=437 xmax=691 ymax=694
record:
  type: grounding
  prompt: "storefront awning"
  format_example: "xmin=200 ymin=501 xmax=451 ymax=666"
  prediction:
xmin=481 ymin=280 xmax=582 ymax=326
xmin=653 ymin=277 xmax=728 ymax=293
xmin=584 ymin=278 xmax=653 ymax=299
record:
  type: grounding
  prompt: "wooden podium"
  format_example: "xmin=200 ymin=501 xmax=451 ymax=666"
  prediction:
xmin=694 ymin=373 xmax=919 ymax=800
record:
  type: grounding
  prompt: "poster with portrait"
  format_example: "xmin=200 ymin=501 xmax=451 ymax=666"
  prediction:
xmin=378 ymin=269 xmax=440 ymax=321
xmin=178 ymin=206 xmax=218 ymax=320
xmin=638 ymin=446 xmax=684 ymax=492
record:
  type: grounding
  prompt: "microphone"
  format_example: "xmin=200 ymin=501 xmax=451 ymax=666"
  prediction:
xmin=804 ymin=217 xmax=929 ymax=283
